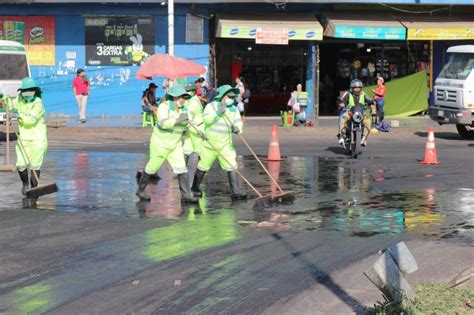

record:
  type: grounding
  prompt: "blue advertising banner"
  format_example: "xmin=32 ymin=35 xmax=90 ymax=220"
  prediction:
xmin=334 ymin=25 xmax=406 ymax=40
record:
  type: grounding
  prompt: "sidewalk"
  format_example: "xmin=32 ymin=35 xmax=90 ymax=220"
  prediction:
xmin=263 ymin=240 xmax=473 ymax=314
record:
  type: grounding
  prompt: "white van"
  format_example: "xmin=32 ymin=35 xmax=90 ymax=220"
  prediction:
xmin=0 ymin=40 xmax=31 ymax=123
xmin=430 ymin=45 xmax=474 ymax=138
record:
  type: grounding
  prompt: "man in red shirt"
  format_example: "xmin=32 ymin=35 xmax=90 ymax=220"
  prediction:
xmin=73 ymin=69 xmax=90 ymax=123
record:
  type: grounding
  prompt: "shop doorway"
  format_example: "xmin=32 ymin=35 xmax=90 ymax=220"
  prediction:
xmin=215 ymin=38 xmax=310 ymax=115
xmin=318 ymin=41 xmax=430 ymax=115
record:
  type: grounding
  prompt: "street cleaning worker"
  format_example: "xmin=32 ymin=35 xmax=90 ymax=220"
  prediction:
xmin=338 ymin=79 xmax=376 ymax=146
xmin=182 ymin=83 xmax=204 ymax=165
xmin=191 ymin=85 xmax=247 ymax=200
xmin=0 ymin=78 xmax=47 ymax=195
xmin=136 ymin=86 xmax=198 ymax=203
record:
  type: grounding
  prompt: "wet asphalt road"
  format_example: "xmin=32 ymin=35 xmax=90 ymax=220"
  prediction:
xmin=0 ymin=119 xmax=473 ymax=314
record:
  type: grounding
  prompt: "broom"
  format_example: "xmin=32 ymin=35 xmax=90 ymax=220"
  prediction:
xmin=15 ymin=131 xmax=58 ymax=199
xmin=221 ymin=114 xmax=295 ymax=205
xmin=187 ymin=120 xmax=272 ymax=210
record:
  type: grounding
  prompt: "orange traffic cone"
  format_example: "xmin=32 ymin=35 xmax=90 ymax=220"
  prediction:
xmin=265 ymin=124 xmax=284 ymax=161
xmin=420 ymin=128 xmax=440 ymax=165
xmin=268 ymin=161 xmax=281 ymax=196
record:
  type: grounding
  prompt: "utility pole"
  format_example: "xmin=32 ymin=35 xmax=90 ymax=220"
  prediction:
xmin=168 ymin=0 xmax=174 ymax=56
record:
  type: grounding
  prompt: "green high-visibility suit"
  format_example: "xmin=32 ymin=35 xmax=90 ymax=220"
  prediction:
xmin=197 ymin=100 xmax=243 ymax=172
xmin=182 ymin=95 xmax=204 ymax=156
xmin=144 ymin=100 xmax=188 ymax=175
xmin=2 ymin=95 xmax=47 ymax=171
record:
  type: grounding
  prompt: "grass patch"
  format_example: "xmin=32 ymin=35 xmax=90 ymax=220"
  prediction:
xmin=369 ymin=282 xmax=473 ymax=315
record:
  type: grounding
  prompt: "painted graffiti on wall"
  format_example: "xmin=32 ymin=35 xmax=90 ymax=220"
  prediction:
xmin=0 ymin=16 xmax=55 ymax=65
xmin=85 ymin=16 xmax=155 ymax=66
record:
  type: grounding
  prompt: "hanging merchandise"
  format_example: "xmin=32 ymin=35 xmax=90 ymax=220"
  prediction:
xmin=376 ymin=59 xmax=389 ymax=77
xmin=337 ymin=59 xmax=351 ymax=78
xmin=389 ymin=64 xmax=398 ymax=78
xmin=368 ymin=62 xmax=376 ymax=77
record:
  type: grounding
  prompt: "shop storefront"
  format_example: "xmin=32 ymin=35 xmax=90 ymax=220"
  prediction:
xmin=212 ymin=13 xmax=323 ymax=115
xmin=318 ymin=13 xmax=432 ymax=115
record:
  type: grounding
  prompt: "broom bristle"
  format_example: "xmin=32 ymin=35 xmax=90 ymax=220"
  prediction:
xmin=26 ymin=183 xmax=58 ymax=199
xmin=270 ymin=192 xmax=296 ymax=204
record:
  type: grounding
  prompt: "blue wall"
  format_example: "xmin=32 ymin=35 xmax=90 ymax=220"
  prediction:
xmin=1 ymin=4 xmax=210 ymax=117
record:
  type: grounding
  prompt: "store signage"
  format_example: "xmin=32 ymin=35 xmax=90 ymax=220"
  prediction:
xmin=0 ymin=16 xmax=55 ymax=65
xmin=256 ymin=27 xmax=289 ymax=45
xmin=334 ymin=25 xmax=406 ymax=40
xmin=85 ymin=16 xmax=155 ymax=66
xmin=186 ymin=14 xmax=204 ymax=44
xmin=220 ymin=24 xmax=323 ymax=40
xmin=408 ymin=28 xmax=474 ymax=40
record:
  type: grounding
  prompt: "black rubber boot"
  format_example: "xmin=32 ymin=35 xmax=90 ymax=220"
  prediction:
xmin=184 ymin=154 xmax=190 ymax=166
xmin=136 ymin=172 xmax=152 ymax=201
xmin=191 ymin=170 xmax=206 ymax=197
xmin=178 ymin=173 xmax=198 ymax=203
xmin=18 ymin=169 xmax=29 ymax=196
xmin=227 ymin=171 xmax=247 ymax=200
xmin=30 ymin=170 xmax=40 ymax=189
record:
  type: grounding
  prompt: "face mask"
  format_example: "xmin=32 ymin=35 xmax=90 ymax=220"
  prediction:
xmin=22 ymin=91 xmax=35 ymax=102
xmin=224 ymin=98 xmax=234 ymax=106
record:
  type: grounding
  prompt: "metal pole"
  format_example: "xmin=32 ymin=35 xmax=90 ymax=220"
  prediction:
xmin=168 ymin=0 xmax=174 ymax=56
xmin=315 ymin=44 xmax=320 ymax=120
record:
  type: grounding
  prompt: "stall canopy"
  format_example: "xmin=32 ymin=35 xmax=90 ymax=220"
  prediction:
xmin=216 ymin=13 xmax=323 ymax=41
xmin=323 ymin=13 xmax=406 ymax=40
xmin=399 ymin=16 xmax=474 ymax=40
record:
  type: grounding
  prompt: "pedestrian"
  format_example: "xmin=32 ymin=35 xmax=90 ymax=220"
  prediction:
xmin=72 ymin=68 xmax=90 ymax=123
xmin=1 ymin=78 xmax=47 ymax=195
xmin=295 ymin=84 xmax=308 ymax=126
xmin=183 ymin=83 xmax=204 ymax=165
xmin=141 ymin=82 xmax=158 ymax=113
xmin=191 ymin=85 xmax=247 ymax=200
xmin=372 ymin=77 xmax=386 ymax=121
xmin=162 ymin=78 xmax=174 ymax=94
xmin=235 ymin=76 xmax=249 ymax=122
xmin=195 ymin=77 xmax=209 ymax=104
xmin=136 ymin=86 xmax=198 ymax=203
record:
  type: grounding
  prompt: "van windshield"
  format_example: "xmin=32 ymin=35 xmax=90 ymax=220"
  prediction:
xmin=439 ymin=52 xmax=474 ymax=80
xmin=0 ymin=54 xmax=29 ymax=80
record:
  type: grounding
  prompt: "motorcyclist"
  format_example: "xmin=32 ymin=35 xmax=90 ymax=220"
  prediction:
xmin=337 ymin=79 xmax=376 ymax=146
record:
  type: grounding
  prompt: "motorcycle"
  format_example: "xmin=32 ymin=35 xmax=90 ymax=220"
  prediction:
xmin=340 ymin=105 xmax=371 ymax=158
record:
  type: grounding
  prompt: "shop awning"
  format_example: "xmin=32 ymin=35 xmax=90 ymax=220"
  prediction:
xmin=399 ymin=16 xmax=474 ymax=40
xmin=323 ymin=13 xmax=406 ymax=40
xmin=216 ymin=13 xmax=323 ymax=41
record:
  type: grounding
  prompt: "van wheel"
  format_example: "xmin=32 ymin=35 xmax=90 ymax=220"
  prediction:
xmin=456 ymin=124 xmax=474 ymax=139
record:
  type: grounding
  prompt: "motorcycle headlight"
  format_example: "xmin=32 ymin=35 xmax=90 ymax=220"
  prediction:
xmin=353 ymin=111 xmax=363 ymax=123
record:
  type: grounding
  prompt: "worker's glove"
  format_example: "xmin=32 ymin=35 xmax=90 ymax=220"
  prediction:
xmin=231 ymin=126 xmax=240 ymax=134
xmin=176 ymin=112 xmax=188 ymax=123
xmin=216 ymin=106 xmax=225 ymax=116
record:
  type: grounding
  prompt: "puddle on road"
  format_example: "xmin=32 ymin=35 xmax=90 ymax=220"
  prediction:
xmin=0 ymin=151 xmax=472 ymax=242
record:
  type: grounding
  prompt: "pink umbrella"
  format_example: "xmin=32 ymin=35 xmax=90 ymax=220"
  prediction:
xmin=136 ymin=54 xmax=206 ymax=80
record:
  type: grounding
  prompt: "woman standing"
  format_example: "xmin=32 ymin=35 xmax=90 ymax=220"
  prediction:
xmin=372 ymin=77 xmax=386 ymax=121
xmin=235 ymin=76 xmax=248 ymax=122
xmin=1 ymin=78 xmax=48 ymax=195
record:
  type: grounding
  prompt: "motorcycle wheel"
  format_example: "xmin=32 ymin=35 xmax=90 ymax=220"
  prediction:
xmin=351 ymin=130 xmax=361 ymax=158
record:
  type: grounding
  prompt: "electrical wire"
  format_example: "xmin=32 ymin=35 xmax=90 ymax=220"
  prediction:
xmin=378 ymin=3 xmax=453 ymax=15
